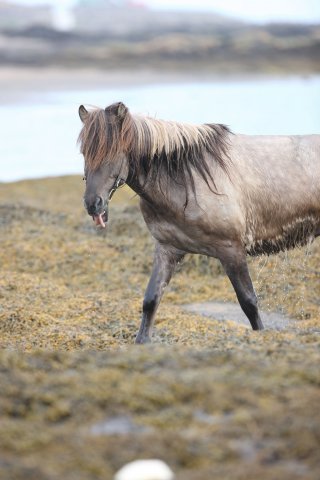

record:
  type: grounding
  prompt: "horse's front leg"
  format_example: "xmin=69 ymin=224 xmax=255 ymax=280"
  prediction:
xmin=135 ymin=242 xmax=185 ymax=344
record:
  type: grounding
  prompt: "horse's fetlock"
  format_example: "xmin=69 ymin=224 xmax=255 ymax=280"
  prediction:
xmin=248 ymin=293 xmax=258 ymax=306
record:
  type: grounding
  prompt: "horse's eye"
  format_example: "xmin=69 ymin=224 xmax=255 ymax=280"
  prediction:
xmin=83 ymin=176 xmax=86 ymax=181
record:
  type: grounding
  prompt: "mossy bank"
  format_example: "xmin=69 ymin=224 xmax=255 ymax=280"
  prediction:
xmin=0 ymin=176 xmax=319 ymax=479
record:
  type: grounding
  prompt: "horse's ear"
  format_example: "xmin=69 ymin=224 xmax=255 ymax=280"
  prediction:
xmin=79 ymin=105 xmax=89 ymax=123
xmin=107 ymin=102 xmax=128 ymax=120
xmin=117 ymin=102 xmax=128 ymax=119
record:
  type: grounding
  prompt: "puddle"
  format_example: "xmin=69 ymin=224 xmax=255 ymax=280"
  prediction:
xmin=90 ymin=416 xmax=152 ymax=436
xmin=183 ymin=301 xmax=294 ymax=330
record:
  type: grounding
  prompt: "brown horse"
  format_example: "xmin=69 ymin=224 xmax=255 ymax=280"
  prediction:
xmin=78 ymin=101 xmax=320 ymax=343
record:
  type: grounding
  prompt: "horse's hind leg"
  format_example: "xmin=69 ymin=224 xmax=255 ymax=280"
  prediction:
xmin=219 ymin=248 xmax=264 ymax=330
xmin=135 ymin=242 xmax=185 ymax=344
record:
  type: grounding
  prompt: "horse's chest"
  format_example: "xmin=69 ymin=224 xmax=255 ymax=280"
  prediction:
xmin=142 ymin=207 xmax=224 ymax=256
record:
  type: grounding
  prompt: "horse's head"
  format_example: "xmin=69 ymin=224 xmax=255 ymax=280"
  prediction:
xmin=78 ymin=102 xmax=130 ymax=228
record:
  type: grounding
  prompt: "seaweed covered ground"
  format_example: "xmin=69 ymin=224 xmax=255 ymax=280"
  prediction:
xmin=0 ymin=176 xmax=319 ymax=480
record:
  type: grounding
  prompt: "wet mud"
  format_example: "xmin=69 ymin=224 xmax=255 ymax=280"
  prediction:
xmin=0 ymin=176 xmax=319 ymax=479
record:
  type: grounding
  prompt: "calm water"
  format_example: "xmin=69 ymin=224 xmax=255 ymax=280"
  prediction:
xmin=1 ymin=75 xmax=319 ymax=182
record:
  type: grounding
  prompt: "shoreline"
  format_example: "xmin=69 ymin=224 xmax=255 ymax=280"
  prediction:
xmin=0 ymin=66 xmax=314 ymax=105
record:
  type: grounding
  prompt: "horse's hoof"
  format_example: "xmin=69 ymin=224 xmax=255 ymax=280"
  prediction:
xmin=135 ymin=335 xmax=151 ymax=344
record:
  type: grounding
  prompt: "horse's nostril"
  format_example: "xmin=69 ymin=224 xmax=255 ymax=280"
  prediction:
xmin=85 ymin=195 xmax=104 ymax=215
xmin=95 ymin=196 xmax=103 ymax=209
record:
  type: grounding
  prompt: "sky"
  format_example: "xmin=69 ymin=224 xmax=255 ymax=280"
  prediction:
xmin=8 ymin=0 xmax=320 ymax=24
xmin=146 ymin=0 xmax=320 ymax=23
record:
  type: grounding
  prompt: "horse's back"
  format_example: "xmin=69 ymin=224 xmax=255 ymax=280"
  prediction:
xmin=230 ymin=133 xmax=320 ymax=197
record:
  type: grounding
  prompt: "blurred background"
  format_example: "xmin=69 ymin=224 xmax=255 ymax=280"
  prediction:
xmin=0 ymin=0 xmax=319 ymax=181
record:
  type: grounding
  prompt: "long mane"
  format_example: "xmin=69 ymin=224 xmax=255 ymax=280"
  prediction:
xmin=78 ymin=102 xmax=231 ymax=193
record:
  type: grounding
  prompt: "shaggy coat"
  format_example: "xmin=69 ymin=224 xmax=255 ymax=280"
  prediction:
xmin=79 ymin=102 xmax=320 ymax=341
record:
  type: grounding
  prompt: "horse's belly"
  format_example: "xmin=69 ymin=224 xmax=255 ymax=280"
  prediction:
xmin=146 ymin=213 xmax=238 ymax=257
xmin=246 ymin=214 xmax=320 ymax=256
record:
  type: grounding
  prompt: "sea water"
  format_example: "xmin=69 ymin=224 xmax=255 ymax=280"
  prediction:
xmin=0 ymin=75 xmax=319 ymax=182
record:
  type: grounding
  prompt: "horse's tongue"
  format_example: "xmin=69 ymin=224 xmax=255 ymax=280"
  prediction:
xmin=93 ymin=214 xmax=106 ymax=228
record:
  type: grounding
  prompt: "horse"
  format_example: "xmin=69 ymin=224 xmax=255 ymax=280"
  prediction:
xmin=78 ymin=101 xmax=320 ymax=344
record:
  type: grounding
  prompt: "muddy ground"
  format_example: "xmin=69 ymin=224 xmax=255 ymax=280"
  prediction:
xmin=0 ymin=176 xmax=319 ymax=479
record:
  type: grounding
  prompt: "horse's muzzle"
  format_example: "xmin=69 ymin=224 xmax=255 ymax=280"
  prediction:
xmin=84 ymin=195 xmax=109 ymax=228
xmin=85 ymin=195 xmax=104 ymax=216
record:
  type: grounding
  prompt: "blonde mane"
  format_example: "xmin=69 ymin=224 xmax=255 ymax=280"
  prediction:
xmin=78 ymin=102 xmax=231 ymax=191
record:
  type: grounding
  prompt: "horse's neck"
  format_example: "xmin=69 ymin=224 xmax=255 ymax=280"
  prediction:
xmin=126 ymin=170 xmax=169 ymax=207
xmin=126 ymin=171 xmax=147 ymax=197
xmin=127 ymin=169 xmax=190 ymax=218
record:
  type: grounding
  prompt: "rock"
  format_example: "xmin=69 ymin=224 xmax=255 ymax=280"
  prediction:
xmin=114 ymin=459 xmax=174 ymax=480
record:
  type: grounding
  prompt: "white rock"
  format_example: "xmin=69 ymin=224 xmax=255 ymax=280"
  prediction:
xmin=114 ymin=459 xmax=175 ymax=480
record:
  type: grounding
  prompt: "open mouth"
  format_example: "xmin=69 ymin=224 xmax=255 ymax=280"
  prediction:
xmin=92 ymin=211 xmax=108 ymax=228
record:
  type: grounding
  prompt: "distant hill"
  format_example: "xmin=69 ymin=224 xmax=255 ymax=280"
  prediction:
xmin=0 ymin=2 xmax=319 ymax=74
xmin=0 ymin=1 xmax=52 ymax=29
xmin=0 ymin=1 xmax=240 ymax=33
